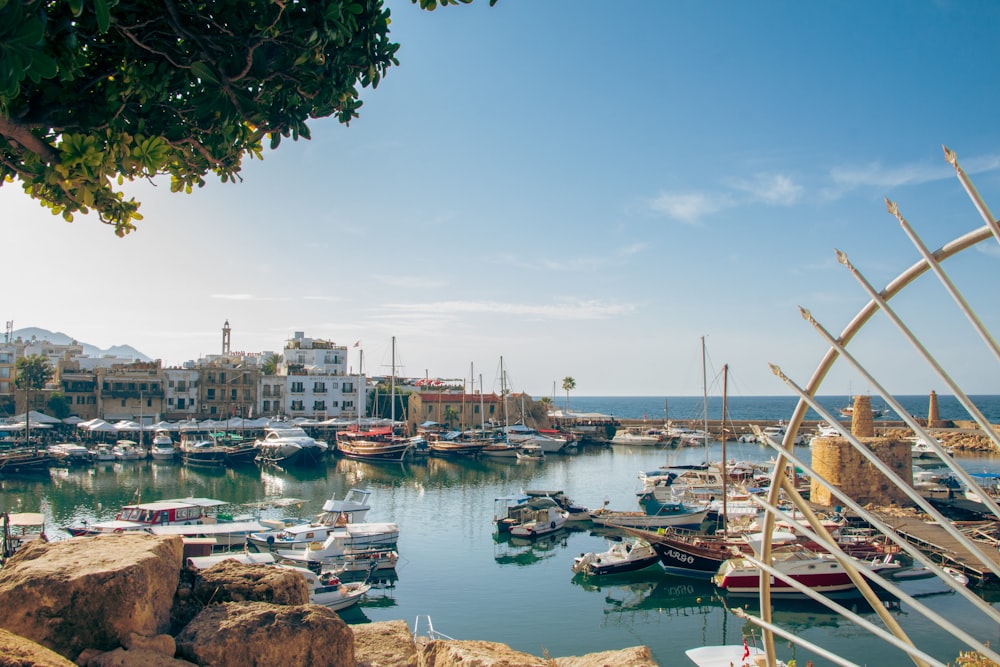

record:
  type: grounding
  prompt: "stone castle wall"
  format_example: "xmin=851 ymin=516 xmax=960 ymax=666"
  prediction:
xmin=810 ymin=437 xmax=913 ymax=507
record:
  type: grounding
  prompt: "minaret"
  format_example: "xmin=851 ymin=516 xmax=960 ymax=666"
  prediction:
xmin=222 ymin=320 xmax=231 ymax=355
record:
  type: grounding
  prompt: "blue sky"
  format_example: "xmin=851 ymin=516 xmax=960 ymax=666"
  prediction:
xmin=5 ymin=1 xmax=1000 ymax=398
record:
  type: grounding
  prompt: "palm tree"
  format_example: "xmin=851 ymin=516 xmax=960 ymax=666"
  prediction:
xmin=561 ymin=376 xmax=576 ymax=412
xmin=14 ymin=354 xmax=54 ymax=452
xmin=444 ymin=406 xmax=459 ymax=430
xmin=261 ymin=353 xmax=282 ymax=375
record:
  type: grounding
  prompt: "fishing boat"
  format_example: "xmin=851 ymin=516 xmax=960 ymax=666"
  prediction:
xmin=589 ymin=500 xmax=710 ymax=530
xmin=610 ymin=429 xmax=660 ymax=446
xmin=507 ymin=497 xmax=568 ymax=538
xmin=425 ymin=431 xmax=490 ymax=457
xmin=571 ymin=538 xmax=660 ymax=576
xmin=178 ymin=430 xmax=227 ymax=468
xmin=516 ymin=443 xmax=545 ymax=462
xmin=112 ymin=440 xmax=144 ymax=460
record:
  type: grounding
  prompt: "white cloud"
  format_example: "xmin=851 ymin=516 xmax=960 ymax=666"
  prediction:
xmin=382 ymin=299 xmax=634 ymax=321
xmin=732 ymin=173 xmax=803 ymax=206
xmin=649 ymin=191 xmax=727 ymax=224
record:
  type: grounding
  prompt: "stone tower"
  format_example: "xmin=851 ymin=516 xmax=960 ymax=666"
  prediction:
xmin=928 ymin=390 xmax=942 ymax=428
xmin=851 ymin=395 xmax=874 ymax=438
xmin=222 ymin=320 xmax=231 ymax=355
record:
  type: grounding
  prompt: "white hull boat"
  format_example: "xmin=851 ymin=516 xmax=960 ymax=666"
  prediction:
xmin=572 ymin=538 xmax=660 ymax=576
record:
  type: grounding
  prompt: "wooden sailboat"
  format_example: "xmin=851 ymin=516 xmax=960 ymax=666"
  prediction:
xmin=336 ymin=338 xmax=415 ymax=462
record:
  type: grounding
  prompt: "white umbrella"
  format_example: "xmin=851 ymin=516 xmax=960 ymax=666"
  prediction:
xmin=113 ymin=420 xmax=143 ymax=431
xmin=11 ymin=410 xmax=62 ymax=424
xmin=63 ymin=416 xmax=84 ymax=425
xmin=88 ymin=422 xmax=117 ymax=433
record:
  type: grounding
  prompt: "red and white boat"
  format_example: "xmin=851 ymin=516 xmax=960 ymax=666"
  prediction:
xmin=713 ymin=542 xmax=899 ymax=598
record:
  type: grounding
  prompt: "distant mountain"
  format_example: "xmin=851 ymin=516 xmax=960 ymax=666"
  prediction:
xmin=10 ymin=327 xmax=151 ymax=361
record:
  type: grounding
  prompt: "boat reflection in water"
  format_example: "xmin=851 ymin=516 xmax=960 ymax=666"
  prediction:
xmin=494 ymin=528 xmax=572 ymax=566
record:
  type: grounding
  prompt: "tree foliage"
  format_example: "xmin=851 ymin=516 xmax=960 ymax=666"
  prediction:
xmin=14 ymin=354 xmax=53 ymax=393
xmin=0 ymin=0 xmax=435 ymax=236
xmin=561 ymin=376 xmax=575 ymax=411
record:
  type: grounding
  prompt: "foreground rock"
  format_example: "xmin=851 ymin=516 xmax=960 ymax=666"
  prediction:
xmin=0 ymin=537 xmax=658 ymax=666
xmin=0 ymin=533 xmax=182 ymax=660
xmin=175 ymin=602 xmax=353 ymax=667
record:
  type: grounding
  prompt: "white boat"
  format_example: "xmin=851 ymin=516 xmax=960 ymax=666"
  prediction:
xmin=909 ymin=436 xmax=952 ymax=459
xmin=66 ymin=497 xmax=234 ymax=538
xmin=273 ymin=525 xmax=400 ymax=568
xmin=713 ymin=542 xmax=900 ymax=599
xmin=571 ymin=538 xmax=660 ymax=576
xmin=150 ymin=430 xmax=177 ymax=460
xmin=46 ymin=443 xmax=94 ymax=465
xmin=516 ymin=443 xmax=545 ymax=461
xmin=686 ymin=643 xmax=786 ymax=667
xmin=112 ymin=440 xmax=144 ymax=460
xmin=91 ymin=444 xmax=116 ymax=462
xmin=507 ymin=497 xmax=568 ymax=538
xmin=610 ymin=429 xmax=660 ymax=446
xmin=246 ymin=488 xmax=397 ymax=556
xmin=185 ymin=553 xmax=370 ymax=611
xmin=503 ymin=424 xmax=568 ymax=453
xmin=254 ymin=426 xmax=327 ymax=467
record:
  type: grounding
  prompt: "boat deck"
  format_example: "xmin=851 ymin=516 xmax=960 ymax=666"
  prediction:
xmin=873 ymin=512 xmax=1000 ymax=587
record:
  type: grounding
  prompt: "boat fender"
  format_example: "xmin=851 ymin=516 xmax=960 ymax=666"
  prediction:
xmin=550 ymin=521 xmax=556 ymax=529
xmin=266 ymin=534 xmax=275 ymax=546
xmin=113 ymin=528 xmax=124 ymax=534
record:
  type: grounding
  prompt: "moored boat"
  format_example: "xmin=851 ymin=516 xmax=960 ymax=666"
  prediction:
xmin=254 ymin=426 xmax=327 ymax=467
xmin=572 ymin=538 xmax=660 ymax=576
xmin=589 ymin=500 xmax=709 ymax=530
xmin=335 ymin=427 xmax=415 ymax=462
xmin=507 ymin=497 xmax=568 ymax=538
xmin=66 ymin=497 xmax=233 ymax=537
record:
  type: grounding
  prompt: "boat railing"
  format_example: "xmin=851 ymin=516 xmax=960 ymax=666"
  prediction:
xmin=413 ymin=614 xmax=453 ymax=643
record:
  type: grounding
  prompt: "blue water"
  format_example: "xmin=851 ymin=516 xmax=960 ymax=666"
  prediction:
xmin=3 ymin=396 xmax=1000 ymax=666
xmin=565 ymin=394 xmax=1000 ymax=423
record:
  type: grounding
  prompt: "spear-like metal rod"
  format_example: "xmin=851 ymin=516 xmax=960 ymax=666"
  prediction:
xmin=746 ymin=484 xmax=1000 ymax=663
xmin=800 ymin=306 xmax=1000 ymax=521
xmin=886 ymin=198 xmax=1000 ymax=363
xmin=732 ymin=606 xmax=864 ymax=667
xmin=943 ymin=146 xmax=1000 ymax=246
xmin=836 ymin=250 xmax=1000 ymax=451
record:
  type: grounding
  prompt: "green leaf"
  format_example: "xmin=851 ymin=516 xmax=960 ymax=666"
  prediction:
xmin=95 ymin=0 xmax=111 ymax=33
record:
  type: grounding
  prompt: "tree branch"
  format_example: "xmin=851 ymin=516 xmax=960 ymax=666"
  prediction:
xmin=0 ymin=115 xmax=59 ymax=164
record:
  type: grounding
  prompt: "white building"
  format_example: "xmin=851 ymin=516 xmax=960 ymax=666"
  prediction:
xmin=279 ymin=332 xmax=363 ymax=420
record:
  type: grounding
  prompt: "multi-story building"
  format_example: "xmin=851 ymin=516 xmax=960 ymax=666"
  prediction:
xmin=96 ymin=361 xmax=166 ymax=422
xmin=406 ymin=391 xmax=502 ymax=434
xmin=279 ymin=332 xmax=363 ymax=420
xmin=163 ymin=368 xmax=199 ymax=421
xmin=197 ymin=359 xmax=261 ymax=419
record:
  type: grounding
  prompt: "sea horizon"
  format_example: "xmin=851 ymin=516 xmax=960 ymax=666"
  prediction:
xmin=557 ymin=394 xmax=1000 ymax=423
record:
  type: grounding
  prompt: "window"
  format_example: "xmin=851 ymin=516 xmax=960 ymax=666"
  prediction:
xmin=209 ymin=406 xmax=217 ymax=415
xmin=263 ymin=400 xmax=271 ymax=413
xmin=291 ymin=381 xmax=304 ymax=393
xmin=231 ymin=389 xmax=237 ymax=401
xmin=177 ymin=398 xmax=186 ymax=409
xmin=313 ymin=400 xmax=326 ymax=411
xmin=207 ymin=389 xmax=216 ymax=400
xmin=220 ymin=372 xmax=226 ymax=383
xmin=146 ymin=398 xmax=152 ymax=407
xmin=291 ymin=400 xmax=304 ymax=411
xmin=168 ymin=398 xmax=174 ymax=406
xmin=121 ymin=400 xmax=126 ymax=407
xmin=313 ymin=382 xmax=326 ymax=393
xmin=342 ymin=382 xmax=353 ymax=393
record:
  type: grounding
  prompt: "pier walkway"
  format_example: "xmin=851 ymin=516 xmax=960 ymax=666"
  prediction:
xmin=872 ymin=512 xmax=1000 ymax=587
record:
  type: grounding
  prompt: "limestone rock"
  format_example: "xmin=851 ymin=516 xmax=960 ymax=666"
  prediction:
xmin=0 ymin=534 xmax=182 ymax=660
xmin=190 ymin=560 xmax=310 ymax=606
xmin=420 ymin=639 xmax=554 ymax=667
xmin=353 ymin=620 xmax=418 ymax=667
xmin=121 ymin=632 xmax=176 ymax=657
xmin=0 ymin=627 xmax=76 ymax=667
xmin=552 ymin=645 xmax=657 ymax=667
xmin=81 ymin=647 xmax=196 ymax=667
xmin=175 ymin=601 xmax=353 ymax=667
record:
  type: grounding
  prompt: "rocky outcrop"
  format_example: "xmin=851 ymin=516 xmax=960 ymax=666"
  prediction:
xmin=175 ymin=601 xmax=353 ymax=667
xmin=0 ymin=533 xmax=182 ymax=660
xmin=0 ymin=627 xmax=76 ymax=667
xmin=0 ymin=536 xmax=658 ymax=667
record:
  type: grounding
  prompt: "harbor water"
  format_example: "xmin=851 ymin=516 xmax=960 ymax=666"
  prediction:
xmin=3 ymin=395 xmax=1000 ymax=666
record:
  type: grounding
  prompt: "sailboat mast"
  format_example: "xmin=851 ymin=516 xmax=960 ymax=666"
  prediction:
xmin=479 ymin=373 xmax=486 ymax=431
xmin=701 ymin=336 xmax=709 ymax=461
xmin=721 ymin=363 xmax=729 ymax=537
xmin=390 ymin=336 xmax=396 ymax=425
xmin=501 ymin=356 xmax=509 ymax=428
xmin=357 ymin=349 xmax=364 ymax=428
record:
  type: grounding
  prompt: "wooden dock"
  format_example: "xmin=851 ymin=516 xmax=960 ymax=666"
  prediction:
xmin=872 ymin=512 xmax=1000 ymax=587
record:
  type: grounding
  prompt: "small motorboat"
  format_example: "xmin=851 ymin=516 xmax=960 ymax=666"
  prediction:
xmin=308 ymin=569 xmax=372 ymax=611
xmin=572 ymin=538 xmax=660 ymax=576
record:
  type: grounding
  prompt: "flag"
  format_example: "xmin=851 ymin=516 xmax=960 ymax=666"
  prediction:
xmin=353 ymin=341 xmax=360 ymax=348
xmin=742 ymin=638 xmax=750 ymax=661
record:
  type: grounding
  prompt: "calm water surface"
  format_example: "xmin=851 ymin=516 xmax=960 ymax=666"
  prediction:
xmin=4 ymin=396 xmax=1000 ymax=667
